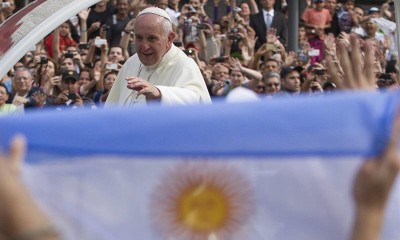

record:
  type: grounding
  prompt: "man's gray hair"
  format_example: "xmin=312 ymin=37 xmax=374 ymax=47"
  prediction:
xmin=14 ymin=67 xmax=32 ymax=78
xmin=160 ymin=16 xmax=173 ymax=34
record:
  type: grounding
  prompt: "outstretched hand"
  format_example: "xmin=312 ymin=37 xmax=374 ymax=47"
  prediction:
xmin=351 ymin=110 xmax=400 ymax=240
xmin=326 ymin=34 xmax=376 ymax=90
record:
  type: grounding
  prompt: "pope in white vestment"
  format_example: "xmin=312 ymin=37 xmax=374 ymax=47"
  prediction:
xmin=105 ymin=45 xmax=211 ymax=107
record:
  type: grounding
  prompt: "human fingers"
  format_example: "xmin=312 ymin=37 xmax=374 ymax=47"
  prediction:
xmin=337 ymin=40 xmax=355 ymax=89
xmin=326 ymin=55 xmax=344 ymax=89
xmin=363 ymin=40 xmax=377 ymax=88
xmin=380 ymin=109 xmax=400 ymax=170
xmin=9 ymin=135 xmax=26 ymax=175
xmin=349 ymin=34 xmax=364 ymax=88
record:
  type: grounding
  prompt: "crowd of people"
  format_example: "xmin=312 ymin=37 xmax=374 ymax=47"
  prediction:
xmin=0 ymin=0 xmax=398 ymax=114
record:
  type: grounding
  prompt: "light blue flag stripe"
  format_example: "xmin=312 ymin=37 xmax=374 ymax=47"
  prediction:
xmin=0 ymin=91 xmax=398 ymax=162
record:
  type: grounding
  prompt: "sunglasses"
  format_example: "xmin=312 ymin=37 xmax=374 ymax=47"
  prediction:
xmin=266 ymin=83 xmax=280 ymax=87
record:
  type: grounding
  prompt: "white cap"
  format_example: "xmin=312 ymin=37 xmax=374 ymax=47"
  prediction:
xmin=137 ymin=7 xmax=172 ymax=23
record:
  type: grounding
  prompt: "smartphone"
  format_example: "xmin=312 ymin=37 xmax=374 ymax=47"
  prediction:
xmin=67 ymin=93 xmax=77 ymax=101
xmin=40 ymin=56 xmax=48 ymax=64
xmin=106 ymin=63 xmax=118 ymax=70
xmin=308 ymin=49 xmax=320 ymax=57
xmin=196 ymin=23 xmax=206 ymax=30
xmin=94 ymin=38 xmax=107 ymax=47
xmin=313 ymin=69 xmax=325 ymax=75
xmin=78 ymin=43 xmax=90 ymax=50
xmin=64 ymin=52 xmax=74 ymax=59
xmin=183 ymin=49 xmax=194 ymax=56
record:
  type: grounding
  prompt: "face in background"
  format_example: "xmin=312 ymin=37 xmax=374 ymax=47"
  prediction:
xmin=364 ymin=20 xmax=378 ymax=36
xmin=59 ymin=22 xmax=71 ymax=37
xmin=41 ymin=61 xmax=56 ymax=78
xmin=61 ymin=78 xmax=78 ymax=93
xmin=134 ymin=14 xmax=175 ymax=66
xmin=156 ymin=0 xmax=168 ymax=10
xmin=189 ymin=0 xmax=201 ymax=8
xmin=315 ymin=1 xmax=325 ymax=11
xmin=239 ymin=3 xmax=251 ymax=17
xmin=369 ymin=10 xmax=380 ymax=18
xmin=117 ymin=0 xmax=129 ymax=15
xmin=260 ymin=0 xmax=275 ymax=11
xmin=78 ymin=71 xmax=91 ymax=87
xmin=212 ymin=64 xmax=229 ymax=82
xmin=108 ymin=47 xmax=124 ymax=63
xmin=344 ymin=1 xmax=354 ymax=11
xmin=263 ymin=60 xmax=279 ymax=74
xmin=324 ymin=0 xmax=337 ymax=12
xmin=3 ymin=0 xmax=15 ymax=14
xmin=229 ymin=70 xmax=244 ymax=87
xmin=61 ymin=58 xmax=75 ymax=71
xmin=264 ymin=76 xmax=281 ymax=95
xmin=255 ymin=81 xmax=266 ymax=94
xmin=0 ymin=85 xmax=9 ymax=106
xmin=104 ymin=72 xmax=117 ymax=90
xmin=354 ymin=6 xmax=364 ymax=21
xmin=282 ymin=70 xmax=301 ymax=92
xmin=13 ymin=69 xmax=34 ymax=95
xmin=212 ymin=23 xmax=221 ymax=36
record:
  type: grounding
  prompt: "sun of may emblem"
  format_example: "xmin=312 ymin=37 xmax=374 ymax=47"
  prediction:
xmin=150 ymin=161 xmax=254 ymax=240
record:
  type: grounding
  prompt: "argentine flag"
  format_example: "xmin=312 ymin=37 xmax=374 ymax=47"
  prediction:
xmin=0 ymin=91 xmax=400 ymax=240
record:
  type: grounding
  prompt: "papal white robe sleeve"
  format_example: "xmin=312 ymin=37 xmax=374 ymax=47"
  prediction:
xmin=104 ymin=45 xmax=211 ymax=107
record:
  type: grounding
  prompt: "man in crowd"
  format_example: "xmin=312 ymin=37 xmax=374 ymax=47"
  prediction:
xmin=51 ymin=70 xmax=95 ymax=109
xmin=105 ymin=7 xmax=211 ymax=107
xmin=250 ymin=0 xmax=286 ymax=50
xmin=280 ymin=66 xmax=302 ymax=95
xmin=8 ymin=68 xmax=44 ymax=110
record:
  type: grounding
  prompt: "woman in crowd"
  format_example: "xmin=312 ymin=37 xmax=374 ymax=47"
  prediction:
xmin=0 ymin=82 xmax=18 ymax=116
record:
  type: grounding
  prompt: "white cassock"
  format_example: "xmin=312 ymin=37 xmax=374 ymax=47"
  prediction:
xmin=105 ymin=45 xmax=211 ymax=107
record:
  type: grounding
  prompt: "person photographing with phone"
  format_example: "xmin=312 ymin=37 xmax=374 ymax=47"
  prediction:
xmin=105 ymin=7 xmax=211 ymax=107
xmin=49 ymin=70 xmax=95 ymax=110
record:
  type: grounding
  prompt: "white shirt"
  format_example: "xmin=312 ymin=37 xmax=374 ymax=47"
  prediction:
xmin=105 ymin=45 xmax=211 ymax=107
xmin=263 ymin=9 xmax=274 ymax=28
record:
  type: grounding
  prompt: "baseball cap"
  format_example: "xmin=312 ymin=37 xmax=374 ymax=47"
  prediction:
xmin=62 ymin=70 xmax=79 ymax=82
xmin=313 ymin=0 xmax=325 ymax=3
xmin=280 ymin=66 xmax=304 ymax=79
xmin=368 ymin=7 xmax=380 ymax=14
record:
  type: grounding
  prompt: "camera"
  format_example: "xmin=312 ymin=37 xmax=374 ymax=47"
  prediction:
xmin=313 ymin=69 xmax=325 ymax=76
xmin=64 ymin=52 xmax=74 ymax=59
xmin=233 ymin=7 xmax=241 ymax=13
xmin=78 ymin=43 xmax=90 ymax=50
xmin=228 ymin=34 xmax=241 ymax=41
xmin=184 ymin=18 xmax=192 ymax=24
xmin=379 ymin=73 xmax=392 ymax=80
xmin=67 ymin=93 xmax=77 ymax=101
xmin=40 ymin=56 xmax=48 ymax=64
xmin=183 ymin=49 xmax=194 ymax=56
xmin=225 ymin=80 xmax=231 ymax=85
xmin=196 ymin=23 xmax=206 ymax=30
xmin=230 ymin=28 xmax=239 ymax=34
xmin=215 ymin=56 xmax=226 ymax=63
